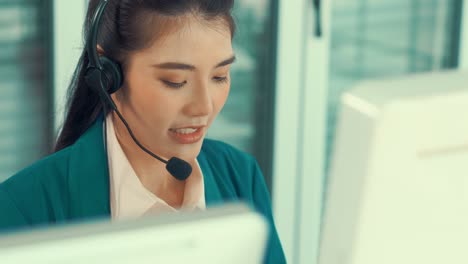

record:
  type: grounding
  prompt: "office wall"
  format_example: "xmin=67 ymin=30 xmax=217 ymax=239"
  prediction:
xmin=53 ymin=0 xmax=86 ymax=133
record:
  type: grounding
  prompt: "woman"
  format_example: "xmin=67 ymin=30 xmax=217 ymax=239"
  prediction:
xmin=0 ymin=0 xmax=285 ymax=262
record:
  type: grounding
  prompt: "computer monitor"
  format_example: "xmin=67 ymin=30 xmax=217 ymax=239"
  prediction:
xmin=319 ymin=70 xmax=468 ymax=264
xmin=0 ymin=203 xmax=268 ymax=264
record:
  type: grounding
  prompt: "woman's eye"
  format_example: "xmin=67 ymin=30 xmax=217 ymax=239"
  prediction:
xmin=162 ymin=80 xmax=187 ymax=88
xmin=213 ymin=76 xmax=228 ymax=84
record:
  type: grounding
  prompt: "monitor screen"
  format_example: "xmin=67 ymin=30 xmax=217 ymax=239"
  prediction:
xmin=319 ymin=70 xmax=468 ymax=264
xmin=0 ymin=203 xmax=268 ymax=264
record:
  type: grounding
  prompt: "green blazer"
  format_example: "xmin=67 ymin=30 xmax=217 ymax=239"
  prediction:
xmin=0 ymin=117 xmax=285 ymax=263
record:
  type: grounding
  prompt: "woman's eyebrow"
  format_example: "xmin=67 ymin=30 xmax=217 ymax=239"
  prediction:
xmin=152 ymin=55 xmax=236 ymax=71
xmin=215 ymin=55 xmax=236 ymax=68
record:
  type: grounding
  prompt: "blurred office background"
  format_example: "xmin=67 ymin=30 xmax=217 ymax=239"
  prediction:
xmin=0 ymin=0 xmax=53 ymax=180
xmin=1 ymin=0 xmax=468 ymax=263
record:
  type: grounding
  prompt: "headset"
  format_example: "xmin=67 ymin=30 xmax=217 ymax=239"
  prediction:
xmin=84 ymin=0 xmax=192 ymax=181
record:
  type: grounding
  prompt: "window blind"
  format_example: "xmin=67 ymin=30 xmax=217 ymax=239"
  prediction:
xmin=0 ymin=0 xmax=52 ymax=182
xmin=325 ymin=0 xmax=463 ymax=172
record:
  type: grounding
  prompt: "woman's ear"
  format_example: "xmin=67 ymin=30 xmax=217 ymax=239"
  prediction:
xmin=97 ymin=45 xmax=105 ymax=56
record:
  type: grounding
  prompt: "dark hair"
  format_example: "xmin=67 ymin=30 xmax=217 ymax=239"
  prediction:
xmin=54 ymin=0 xmax=236 ymax=152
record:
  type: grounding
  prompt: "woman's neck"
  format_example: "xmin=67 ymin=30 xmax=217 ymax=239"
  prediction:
xmin=110 ymin=113 xmax=188 ymax=208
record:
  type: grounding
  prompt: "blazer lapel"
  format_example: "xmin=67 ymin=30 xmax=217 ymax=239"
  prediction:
xmin=198 ymin=147 xmax=224 ymax=206
xmin=67 ymin=116 xmax=111 ymax=220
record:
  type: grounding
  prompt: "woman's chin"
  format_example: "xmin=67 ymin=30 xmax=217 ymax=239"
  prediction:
xmin=166 ymin=140 xmax=204 ymax=162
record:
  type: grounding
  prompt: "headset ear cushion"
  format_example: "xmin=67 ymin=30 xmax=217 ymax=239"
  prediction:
xmin=100 ymin=56 xmax=123 ymax=94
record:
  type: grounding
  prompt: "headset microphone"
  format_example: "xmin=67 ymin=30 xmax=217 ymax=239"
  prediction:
xmin=84 ymin=0 xmax=192 ymax=181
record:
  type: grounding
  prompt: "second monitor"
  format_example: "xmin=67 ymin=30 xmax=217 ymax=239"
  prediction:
xmin=320 ymin=70 xmax=468 ymax=264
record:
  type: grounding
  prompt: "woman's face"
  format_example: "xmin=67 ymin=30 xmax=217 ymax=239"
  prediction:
xmin=113 ymin=16 xmax=234 ymax=161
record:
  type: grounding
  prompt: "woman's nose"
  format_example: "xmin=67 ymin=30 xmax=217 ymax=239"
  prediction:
xmin=184 ymin=84 xmax=213 ymax=117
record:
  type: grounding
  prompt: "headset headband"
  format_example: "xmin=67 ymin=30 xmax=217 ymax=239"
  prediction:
xmin=87 ymin=0 xmax=109 ymax=70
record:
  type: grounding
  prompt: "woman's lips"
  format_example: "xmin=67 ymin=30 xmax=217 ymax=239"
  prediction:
xmin=168 ymin=126 xmax=205 ymax=144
